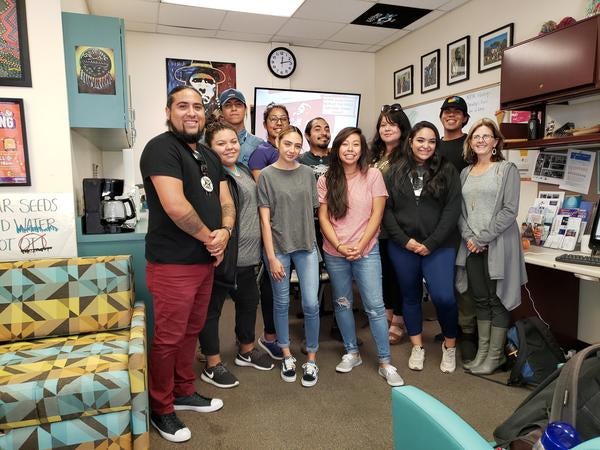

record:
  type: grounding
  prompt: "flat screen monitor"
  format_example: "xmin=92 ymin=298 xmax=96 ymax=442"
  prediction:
xmin=588 ymin=202 xmax=600 ymax=255
xmin=253 ymin=87 xmax=361 ymax=153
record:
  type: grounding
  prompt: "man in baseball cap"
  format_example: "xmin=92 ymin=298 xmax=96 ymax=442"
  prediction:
xmin=438 ymin=95 xmax=477 ymax=366
xmin=218 ymin=88 xmax=263 ymax=167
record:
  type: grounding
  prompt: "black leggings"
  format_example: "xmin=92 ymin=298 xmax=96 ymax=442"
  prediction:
xmin=199 ymin=265 xmax=260 ymax=356
xmin=380 ymin=238 xmax=403 ymax=317
xmin=465 ymin=252 xmax=510 ymax=328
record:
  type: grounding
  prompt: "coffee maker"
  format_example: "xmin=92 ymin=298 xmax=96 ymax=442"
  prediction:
xmin=83 ymin=178 xmax=136 ymax=234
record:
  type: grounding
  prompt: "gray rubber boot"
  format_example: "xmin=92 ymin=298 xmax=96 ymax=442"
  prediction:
xmin=463 ymin=320 xmax=491 ymax=370
xmin=469 ymin=326 xmax=507 ymax=375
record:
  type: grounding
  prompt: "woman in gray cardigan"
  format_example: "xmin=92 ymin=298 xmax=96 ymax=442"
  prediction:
xmin=455 ymin=118 xmax=527 ymax=375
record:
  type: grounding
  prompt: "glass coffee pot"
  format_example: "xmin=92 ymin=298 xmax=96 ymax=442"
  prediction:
xmin=101 ymin=196 xmax=136 ymax=233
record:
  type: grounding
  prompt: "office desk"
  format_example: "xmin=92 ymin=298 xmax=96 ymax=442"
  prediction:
xmin=516 ymin=246 xmax=600 ymax=347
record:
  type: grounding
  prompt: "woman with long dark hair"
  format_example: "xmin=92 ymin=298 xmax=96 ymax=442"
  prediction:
xmin=318 ymin=127 xmax=404 ymax=386
xmin=383 ymin=121 xmax=461 ymax=374
xmin=456 ymin=118 xmax=527 ymax=375
xmin=371 ymin=104 xmax=412 ymax=345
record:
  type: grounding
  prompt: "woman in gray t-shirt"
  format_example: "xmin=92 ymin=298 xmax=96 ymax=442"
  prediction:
xmin=257 ymin=126 xmax=320 ymax=388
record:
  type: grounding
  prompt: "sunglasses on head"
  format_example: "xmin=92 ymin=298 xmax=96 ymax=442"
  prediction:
xmin=381 ymin=103 xmax=402 ymax=112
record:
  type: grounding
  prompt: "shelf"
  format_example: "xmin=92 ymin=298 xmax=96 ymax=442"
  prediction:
xmin=504 ymin=132 xmax=600 ymax=150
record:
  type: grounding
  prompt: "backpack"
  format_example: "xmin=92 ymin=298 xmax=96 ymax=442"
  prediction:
xmin=506 ymin=317 xmax=566 ymax=386
xmin=494 ymin=342 xmax=600 ymax=449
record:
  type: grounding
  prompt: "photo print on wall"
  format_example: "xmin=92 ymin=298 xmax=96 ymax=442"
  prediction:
xmin=421 ymin=49 xmax=440 ymax=93
xmin=478 ymin=23 xmax=514 ymax=72
xmin=447 ymin=36 xmax=470 ymax=85
xmin=394 ymin=65 xmax=413 ymax=98
xmin=166 ymin=59 xmax=236 ymax=119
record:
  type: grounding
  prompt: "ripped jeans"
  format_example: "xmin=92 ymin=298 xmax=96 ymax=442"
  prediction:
xmin=323 ymin=243 xmax=390 ymax=363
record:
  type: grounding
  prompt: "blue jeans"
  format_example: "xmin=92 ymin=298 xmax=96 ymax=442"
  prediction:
xmin=267 ymin=247 xmax=320 ymax=353
xmin=387 ymin=242 xmax=458 ymax=339
xmin=323 ymin=244 xmax=390 ymax=363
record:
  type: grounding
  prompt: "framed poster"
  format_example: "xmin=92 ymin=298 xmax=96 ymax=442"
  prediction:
xmin=0 ymin=0 xmax=32 ymax=87
xmin=447 ymin=36 xmax=470 ymax=85
xmin=394 ymin=65 xmax=413 ymax=99
xmin=421 ymin=49 xmax=440 ymax=94
xmin=75 ymin=46 xmax=116 ymax=95
xmin=0 ymin=98 xmax=31 ymax=186
xmin=478 ymin=23 xmax=514 ymax=73
xmin=165 ymin=59 xmax=236 ymax=119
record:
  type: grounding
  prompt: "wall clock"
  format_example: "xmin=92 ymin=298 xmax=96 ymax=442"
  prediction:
xmin=268 ymin=47 xmax=297 ymax=78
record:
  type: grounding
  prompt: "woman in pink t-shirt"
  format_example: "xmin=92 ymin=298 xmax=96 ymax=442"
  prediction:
xmin=318 ymin=127 xmax=404 ymax=386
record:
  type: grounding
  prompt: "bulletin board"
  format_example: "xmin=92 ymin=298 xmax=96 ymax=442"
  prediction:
xmin=403 ymin=83 xmax=500 ymax=134
xmin=0 ymin=192 xmax=77 ymax=261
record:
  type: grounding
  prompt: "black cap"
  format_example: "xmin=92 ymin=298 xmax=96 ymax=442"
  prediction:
xmin=440 ymin=95 xmax=469 ymax=117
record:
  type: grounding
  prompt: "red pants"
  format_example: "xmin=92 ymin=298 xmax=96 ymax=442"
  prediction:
xmin=147 ymin=261 xmax=214 ymax=415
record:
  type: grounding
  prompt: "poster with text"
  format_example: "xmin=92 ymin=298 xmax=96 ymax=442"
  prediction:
xmin=0 ymin=98 xmax=30 ymax=185
xmin=0 ymin=192 xmax=77 ymax=261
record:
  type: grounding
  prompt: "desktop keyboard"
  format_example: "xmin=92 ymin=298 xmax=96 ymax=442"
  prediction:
xmin=555 ymin=253 xmax=600 ymax=267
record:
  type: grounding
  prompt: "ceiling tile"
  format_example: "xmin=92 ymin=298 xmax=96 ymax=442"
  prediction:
xmin=293 ymin=0 xmax=374 ymax=23
xmin=156 ymin=24 xmax=218 ymax=37
xmin=380 ymin=0 xmax=447 ymax=8
xmin=219 ymin=12 xmax=288 ymax=34
xmin=272 ymin=35 xmax=325 ymax=47
xmin=125 ymin=20 xmax=158 ymax=32
xmin=329 ymin=24 xmax=396 ymax=45
xmin=279 ymin=18 xmax=345 ymax=40
xmin=216 ymin=30 xmax=273 ymax=42
xmin=158 ymin=3 xmax=225 ymax=29
xmin=403 ymin=9 xmax=444 ymax=31
xmin=438 ymin=0 xmax=469 ymax=11
xmin=319 ymin=41 xmax=372 ymax=52
xmin=367 ymin=44 xmax=384 ymax=52
xmin=375 ymin=29 xmax=410 ymax=47
xmin=89 ymin=0 xmax=158 ymax=23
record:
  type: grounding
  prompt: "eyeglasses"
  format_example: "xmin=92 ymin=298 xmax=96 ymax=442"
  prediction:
xmin=267 ymin=116 xmax=289 ymax=124
xmin=471 ymin=134 xmax=495 ymax=142
xmin=381 ymin=103 xmax=402 ymax=112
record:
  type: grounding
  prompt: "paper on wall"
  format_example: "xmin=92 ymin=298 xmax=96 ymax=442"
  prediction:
xmin=559 ymin=149 xmax=596 ymax=194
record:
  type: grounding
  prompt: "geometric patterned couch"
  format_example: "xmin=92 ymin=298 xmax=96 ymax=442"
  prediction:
xmin=0 ymin=255 xmax=149 ymax=449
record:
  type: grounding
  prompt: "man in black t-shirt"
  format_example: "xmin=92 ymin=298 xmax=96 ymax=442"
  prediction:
xmin=438 ymin=95 xmax=477 ymax=364
xmin=140 ymin=86 xmax=235 ymax=444
xmin=299 ymin=117 xmax=331 ymax=180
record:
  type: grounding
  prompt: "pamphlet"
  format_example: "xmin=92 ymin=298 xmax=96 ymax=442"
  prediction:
xmin=544 ymin=215 xmax=582 ymax=251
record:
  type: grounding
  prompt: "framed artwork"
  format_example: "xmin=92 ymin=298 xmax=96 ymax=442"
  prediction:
xmin=0 ymin=0 xmax=31 ymax=87
xmin=394 ymin=65 xmax=413 ymax=99
xmin=75 ymin=46 xmax=116 ymax=95
xmin=478 ymin=23 xmax=514 ymax=73
xmin=165 ymin=58 xmax=236 ymax=119
xmin=0 ymin=98 xmax=31 ymax=186
xmin=447 ymin=36 xmax=470 ymax=85
xmin=420 ymin=49 xmax=440 ymax=93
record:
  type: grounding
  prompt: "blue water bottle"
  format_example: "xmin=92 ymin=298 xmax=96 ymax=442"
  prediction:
xmin=532 ymin=422 xmax=581 ymax=450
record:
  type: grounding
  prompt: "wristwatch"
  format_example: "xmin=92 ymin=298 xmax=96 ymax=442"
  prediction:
xmin=222 ymin=225 xmax=233 ymax=237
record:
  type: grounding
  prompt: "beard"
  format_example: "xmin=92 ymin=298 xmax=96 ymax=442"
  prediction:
xmin=167 ymin=119 xmax=203 ymax=144
xmin=315 ymin=141 xmax=329 ymax=150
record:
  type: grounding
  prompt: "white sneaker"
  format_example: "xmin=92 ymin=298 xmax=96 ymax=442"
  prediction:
xmin=336 ymin=353 xmax=363 ymax=373
xmin=378 ymin=365 xmax=405 ymax=386
xmin=408 ymin=345 xmax=425 ymax=371
xmin=440 ymin=342 xmax=456 ymax=373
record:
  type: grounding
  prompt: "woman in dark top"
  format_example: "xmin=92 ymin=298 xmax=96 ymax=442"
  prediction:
xmin=370 ymin=104 xmax=412 ymax=345
xmin=383 ymin=121 xmax=461 ymax=374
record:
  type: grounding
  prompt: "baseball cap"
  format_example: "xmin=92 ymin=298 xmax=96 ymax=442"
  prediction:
xmin=440 ymin=95 xmax=469 ymax=117
xmin=219 ymin=88 xmax=246 ymax=107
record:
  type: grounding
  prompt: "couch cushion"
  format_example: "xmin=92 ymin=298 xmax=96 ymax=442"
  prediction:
xmin=0 ymin=256 xmax=133 ymax=342
xmin=0 ymin=330 xmax=133 ymax=431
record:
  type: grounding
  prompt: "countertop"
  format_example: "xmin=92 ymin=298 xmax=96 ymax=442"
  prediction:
xmin=523 ymin=245 xmax=600 ymax=280
xmin=76 ymin=217 xmax=147 ymax=243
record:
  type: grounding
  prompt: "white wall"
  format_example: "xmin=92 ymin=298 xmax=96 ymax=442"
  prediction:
xmin=0 ymin=0 xmax=77 ymax=259
xmin=375 ymin=0 xmax=589 ymax=111
xmin=126 ymin=32 xmax=375 ymax=184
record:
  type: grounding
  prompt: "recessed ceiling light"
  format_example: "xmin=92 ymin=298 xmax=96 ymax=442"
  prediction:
xmin=161 ymin=0 xmax=306 ymax=17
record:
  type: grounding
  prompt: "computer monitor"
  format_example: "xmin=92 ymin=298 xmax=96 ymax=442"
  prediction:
xmin=588 ymin=203 xmax=600 ymax=256
xmin=253 ymin=87 xmax=361 ymax=153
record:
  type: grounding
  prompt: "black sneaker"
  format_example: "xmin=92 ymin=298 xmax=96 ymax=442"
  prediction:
xmin=200 ymin=363 xmax=239 ymax=389
xmin=301 ymin=361 xmax=319 ymax=387
xmin=281 ymin=356 xmax=296 ymax=382
xmin=151 ymin=412 xmax=191 ymax=442
xmin=235 ymin=348 xmax=274 ymax=371
xmin=173 ymin=392 xmax=223 ymax=413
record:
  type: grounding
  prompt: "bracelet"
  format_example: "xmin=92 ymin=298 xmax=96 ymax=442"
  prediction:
xmin=222 ymin=226 xmax=232 ymax=237
xmin=336 ymin=242 xmax=342 ymax=251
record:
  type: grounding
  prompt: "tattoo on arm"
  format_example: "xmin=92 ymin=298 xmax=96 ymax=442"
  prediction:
xmin=221 ymin=203 xmax=235 ymax=225
xmin=174 ymin=209 xmax=207 ymax=237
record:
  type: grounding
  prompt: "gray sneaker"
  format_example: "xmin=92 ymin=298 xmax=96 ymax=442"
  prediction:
xmin=335 ymin=353 xmax=363 ymax=373
xmin=408 ymin=345 xmax=425 ymax=371
xmin=440 ymin=342 xmax=457 ymax=373
xmin=235 ymin=348 xmax=274 ymax=371
xmin=200 ymin=363 xmax=239 ymax=388
xmin=378 ymin=365 xmax=405 ymax=387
